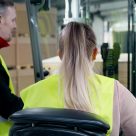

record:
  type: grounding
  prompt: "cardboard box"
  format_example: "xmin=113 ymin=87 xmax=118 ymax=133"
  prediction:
xmin=17 ymin=68 xmax=35 ymax=91
xmin=17 ymin=37 xmax=33 ymax=66
xmin=15 ymin=3 xmax=29 ymax=35
xmin=38 ymin=8 xmax=57 ymax=37
xmin=40 ymin=37 xmax=58 ymax=59
xmin=119 ymin=62 xmax=128 ymax=88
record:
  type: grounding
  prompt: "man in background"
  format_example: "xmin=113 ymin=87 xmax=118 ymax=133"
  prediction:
xmin=0 ymin=0 xmax=24 ymax=135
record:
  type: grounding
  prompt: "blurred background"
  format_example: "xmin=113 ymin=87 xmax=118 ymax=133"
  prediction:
xmin=1 ymin=0 xmax=135 ymax=96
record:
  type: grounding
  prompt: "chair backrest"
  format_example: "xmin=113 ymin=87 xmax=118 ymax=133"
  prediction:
xmin=9 ymin=108 xmax=110 ymax=136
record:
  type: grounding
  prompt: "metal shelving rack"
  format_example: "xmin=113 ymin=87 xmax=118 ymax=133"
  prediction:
xmin=128 ymin=0 xmax=136 ymax=97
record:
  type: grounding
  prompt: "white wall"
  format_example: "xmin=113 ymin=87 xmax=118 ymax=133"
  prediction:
xmin=92 ymin=16 xmax=104 ymax=48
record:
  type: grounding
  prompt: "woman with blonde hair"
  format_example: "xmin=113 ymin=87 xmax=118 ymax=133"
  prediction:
xmin=21 ymin=22 xmax=136 ymax=136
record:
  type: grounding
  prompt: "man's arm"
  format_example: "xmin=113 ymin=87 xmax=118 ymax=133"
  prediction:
xmin=0 ymin=63 xmax=24 ymax=119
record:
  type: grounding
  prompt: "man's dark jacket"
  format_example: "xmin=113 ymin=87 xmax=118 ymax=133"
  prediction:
xmin=0 ymin=37 xmax=24 ymax=119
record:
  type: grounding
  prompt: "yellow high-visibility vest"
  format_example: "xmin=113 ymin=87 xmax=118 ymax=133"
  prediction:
xmin=0 ymin=55 xmax=14 ymax=136
xmin=21 ymin=74 xmax=114 ymax=136
xmin=0 ymin=55 xmax=14 ymax=93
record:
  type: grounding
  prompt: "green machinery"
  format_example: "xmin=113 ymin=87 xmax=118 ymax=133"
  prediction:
xmin=101 ymin=43 xmax=120 ymax=80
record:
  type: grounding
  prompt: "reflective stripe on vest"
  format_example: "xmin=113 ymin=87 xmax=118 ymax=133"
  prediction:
xmin=0 ymin=55 xmax=14 ymax=136
xmin=21 ymin=74 xmax=114 ymax=136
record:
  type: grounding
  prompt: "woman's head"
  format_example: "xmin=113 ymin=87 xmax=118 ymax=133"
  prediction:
xmin=59 ymin=22 xmax=97 ymax=112
xmin=59 ymin=22 xmax=97 ymax=61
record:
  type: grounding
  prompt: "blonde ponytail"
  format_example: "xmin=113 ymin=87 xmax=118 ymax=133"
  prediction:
xmin=59 ymin=22 xmax=96 ymax=112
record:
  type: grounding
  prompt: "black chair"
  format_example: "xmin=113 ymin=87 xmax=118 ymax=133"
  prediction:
xmin=9 ymin=108 xmax=110 ymax=136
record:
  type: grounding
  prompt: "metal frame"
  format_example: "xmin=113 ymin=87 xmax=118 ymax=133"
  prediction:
xmin=128 ymin=0 xmax=136 ymax=96
xmin=127 ymin=0 xmax=131 ymax=90
xmin=25 ymin=0 xmax=44 ymax=82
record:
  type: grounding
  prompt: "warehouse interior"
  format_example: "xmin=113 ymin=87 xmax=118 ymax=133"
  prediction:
xmin=1 ymin=1 xmax=136 ymax=136
xmin=0 ymin=0 xmax=134 ymax=95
